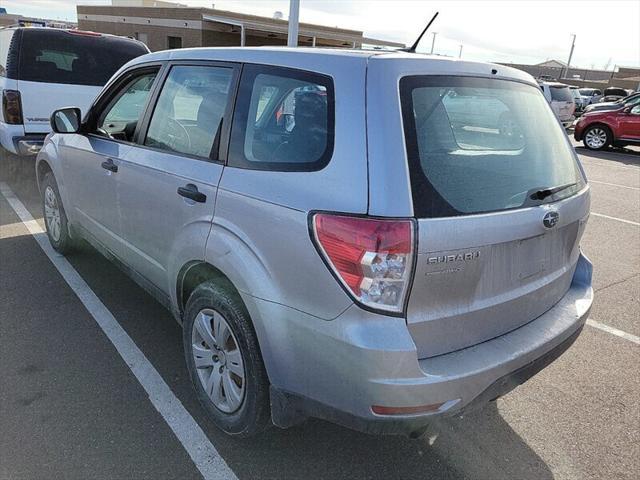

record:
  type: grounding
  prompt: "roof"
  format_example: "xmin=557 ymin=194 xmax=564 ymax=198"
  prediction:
xmin=127 ymin=47 xmax=536 ymax=85
xmin=536 ymin=59 xmax=568 ymax=68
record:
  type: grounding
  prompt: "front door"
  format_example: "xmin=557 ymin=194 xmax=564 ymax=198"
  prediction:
xmin=116 ymin=63 xmax=238 ymax=292
xmin=619 ymin=105 xmax=640 ymax=141
xmin=60 ymin=68 xmax=160 ymax=257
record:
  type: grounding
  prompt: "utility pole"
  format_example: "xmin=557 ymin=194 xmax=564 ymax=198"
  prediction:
xmin=287 ymin=0 xmax=300 ymax=47
xmin=458 ymin=44 xmax=463 ymax=58
xmin=430 ymin=32 xmax=437 ymax=54
xmin=562 ymin=34 xmax=576 ymax=79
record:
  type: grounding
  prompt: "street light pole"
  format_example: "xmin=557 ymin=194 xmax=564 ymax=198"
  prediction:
xmin=287 ymin=0 xmax=300 ymax=47
xmin=562 ymin=34 xmax=576 ymax=79
xmin=430 ymin=32 xmax=437 ymax=54
xmin=458 ymin=44 xmax=463 ymax=58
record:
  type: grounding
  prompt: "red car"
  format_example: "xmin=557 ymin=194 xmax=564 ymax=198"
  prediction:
xmin=574 ymin=104 xmax=640 ymax=150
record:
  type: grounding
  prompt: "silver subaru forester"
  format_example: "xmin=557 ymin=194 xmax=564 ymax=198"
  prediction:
xmin=37 ymin=47 xmax=592 ymax=438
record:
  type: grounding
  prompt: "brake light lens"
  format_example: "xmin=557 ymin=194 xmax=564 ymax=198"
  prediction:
xmin=312 ymin=213 xmax=415 ymax=314
xmin=2 ymin=90 xmax=23 ymax=125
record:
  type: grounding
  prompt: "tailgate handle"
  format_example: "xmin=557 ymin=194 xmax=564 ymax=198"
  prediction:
xmin=101 ymin=158 xmax=118 ymax=173
xmin=177 ymin=183 xmax=206 ymax=203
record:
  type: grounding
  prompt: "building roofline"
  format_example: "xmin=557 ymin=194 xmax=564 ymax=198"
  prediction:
xmin=76 ymin=4 xmax=404 ymax=48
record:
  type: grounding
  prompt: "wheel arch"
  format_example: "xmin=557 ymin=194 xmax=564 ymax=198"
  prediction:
xmin=177 ymin=261 xmax=241 ymax=318
xmin=584 ymin=122 xmax=613 ymax=137
xmin=35 ymin=158 xmax=53 ymax=193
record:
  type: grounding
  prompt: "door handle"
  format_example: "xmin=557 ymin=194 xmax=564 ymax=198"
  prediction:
xmin=177 ymin=183 xmax=206 ymax=203
xmin=101 ymin=158 xmax=118 ymax=173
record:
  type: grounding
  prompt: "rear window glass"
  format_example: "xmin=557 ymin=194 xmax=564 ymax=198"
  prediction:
xmin=400 ymin=75 xmax=584 ymax=218
xmin=18 ymin=29 xmax=148 ymax=86
xmin=550 ymin=86 xmax=573 ymax=102
xmin=228 ymin=64 xmax=334 ymax=172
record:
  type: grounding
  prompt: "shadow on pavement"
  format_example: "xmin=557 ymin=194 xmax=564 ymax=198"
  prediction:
xmin=0 ymin=148 xmax=554 ymax=480
xmin=575 ymin=145 xmax=640 ymax=167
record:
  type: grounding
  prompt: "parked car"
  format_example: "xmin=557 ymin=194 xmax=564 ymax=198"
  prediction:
xmin=37 ymin=48 xmax=592 ymax=438
xmin=584 ymin=92 xmax=640 ymax=114
xmin=0 ymin=27 xmax=148 ymax=156
xmin=574 ymin=103 xmax=640 ymax=150
xmin=578 ymin=88 xmax=603 ymax=105
xmin=569 ymin=85 xmax=587 ymax=113
xmin=539 ymin=82 xmax=576 ymax=128
xmin=599 ymin=87 xmax=628 ymax=103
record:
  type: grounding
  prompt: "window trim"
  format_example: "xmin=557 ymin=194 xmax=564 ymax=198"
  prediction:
xmin=84 ymin=62 xmax=165 ymax=147
xmin=227 ymin=63 xmax=335 ymax=172
xmin=134 ymin=59 xmax=241 ymax=164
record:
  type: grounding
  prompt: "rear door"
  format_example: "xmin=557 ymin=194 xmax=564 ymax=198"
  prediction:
xmin=396 ymin=74 xmax=589 ymax=359
xmin=16 ymin=29 xmax=148 ymax=133
xmin=116 ymin=61 xmax=238 ymax=291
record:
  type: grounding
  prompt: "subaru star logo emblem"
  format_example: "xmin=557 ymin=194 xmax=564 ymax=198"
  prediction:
xmin=543 ymin=211 xmax=559 ymax=229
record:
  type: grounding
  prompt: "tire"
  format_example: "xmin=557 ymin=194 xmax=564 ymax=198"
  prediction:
xmin=583 ymin=125 xmax=611 ymax=150
xmin=41 ymin=172 xmax=75 ymax=254
xmin=183 ymin=281 xmax=270 ymax=437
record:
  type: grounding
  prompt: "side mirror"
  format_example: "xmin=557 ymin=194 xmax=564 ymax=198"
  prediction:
xmin=51 ymin=107 xmax=81 ymax=134
xmin=622 ymin=106 xmax=632 ymax=113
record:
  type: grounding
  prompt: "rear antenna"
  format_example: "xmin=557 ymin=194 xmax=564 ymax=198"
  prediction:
xmin=401 ymin=12 xmax=439 ymax=53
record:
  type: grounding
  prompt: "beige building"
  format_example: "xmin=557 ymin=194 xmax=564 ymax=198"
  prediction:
xmin=76 ymin=2 xmax=403 ymax=52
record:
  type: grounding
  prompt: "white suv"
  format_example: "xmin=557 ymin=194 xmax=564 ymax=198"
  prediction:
xmin=539 ymin=82 xmax=576 ymax=129
xmin=0 ymin=27 xmax=148 ymax=156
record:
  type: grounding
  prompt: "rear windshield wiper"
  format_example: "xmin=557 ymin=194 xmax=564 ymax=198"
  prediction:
xmin=529 ymin=182 xmax=578 ymax=202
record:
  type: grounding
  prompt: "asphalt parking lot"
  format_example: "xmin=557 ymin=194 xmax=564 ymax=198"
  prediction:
xmin=0 ymin=139 xmax=638 ymax=480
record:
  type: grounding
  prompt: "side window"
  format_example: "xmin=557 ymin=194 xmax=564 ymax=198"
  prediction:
xmin=144 ymin=65 xmax=233 ymax=159
xmin=625 ymin=96 xmax=640 ymax=107
xmin=228 ymin=64 xmax=335 ymax=171
xmin=631 ymin=105 xmax=640 ymax=115
xmin=96 ymin=71 xmax=158 ymax=142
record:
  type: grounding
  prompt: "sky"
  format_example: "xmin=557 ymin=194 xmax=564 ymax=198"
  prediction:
xmin=1 ymin=0 xmax=639 ymax=69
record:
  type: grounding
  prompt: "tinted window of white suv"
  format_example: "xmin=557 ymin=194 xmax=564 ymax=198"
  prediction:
xmin=228 ymin=64 xmax=334 ymax=171
xmin=18 ymin=29 xmax=148 ymax=86
xmin=550 ymin=86 xmax=573 ymax=102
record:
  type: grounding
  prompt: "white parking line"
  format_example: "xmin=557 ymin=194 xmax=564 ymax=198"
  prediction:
xmin=591 ymin=212 xmax=640 ymax=226
xmin=587 ymin=319 xmax=640 ymax=345
xmin=589 ymin=180 xmax=640 ymax=191
xmin=0 ymin=182 xmax=237 ymax=480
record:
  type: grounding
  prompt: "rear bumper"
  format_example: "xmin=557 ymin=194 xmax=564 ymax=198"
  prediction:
xmin=259 ymin=253 xmax=593 ymax=436
xmin=0 ymin=122 xmax=45 ymax=156
xmin=273 ymin=321 xmax=585 ymax=436
xmin=14 ymin=134 xmax=47 ymax=156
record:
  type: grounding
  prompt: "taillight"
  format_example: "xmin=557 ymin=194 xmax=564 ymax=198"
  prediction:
xmin=311 ymin=213 xmax=415 ymax=314
xmin=2 ymin=90 xmax=23 ymax=125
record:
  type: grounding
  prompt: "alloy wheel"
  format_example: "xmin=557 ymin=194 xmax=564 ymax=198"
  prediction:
xmin=585 ymin=128 xmax=607 ymax=149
